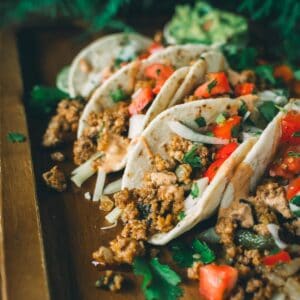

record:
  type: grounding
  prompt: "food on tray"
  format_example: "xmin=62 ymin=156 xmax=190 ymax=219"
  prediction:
xmin=42 ymin=165 xmax=67 ymax=192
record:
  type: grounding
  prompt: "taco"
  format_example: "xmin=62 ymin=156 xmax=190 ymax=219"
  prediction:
xmin=68 ymin=33 xmax=154 ymax=98
xmin=194 ymin=100 xmax=300 ymax=300
xmin=71 ymin=45 xmax=212 ymax=188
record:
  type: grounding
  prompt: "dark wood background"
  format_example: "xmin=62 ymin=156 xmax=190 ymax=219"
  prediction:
xmin=0 ymin=19 xmax=202 ymax=300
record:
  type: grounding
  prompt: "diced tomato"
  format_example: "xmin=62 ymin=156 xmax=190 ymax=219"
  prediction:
xmin=281 ymin=111 xmax=300 ymax=145
xmin=234 ymin=82 xmax=255 ymax=97
xmin=199 ymin=264 xmax=238 ymax=300
xmin=215 ymin=142 xmax=239 ymax=160
xmin=270 ymin=145 xmax=300 ymax=179
xmin=144 ymin=63 xmax=174 ymax=81
xmin=212 ymin=116 xmax=242 ymax=140
xmin=263 ymin=250 xmax=291 ymax=266
xmin=204 ymin=158 xmax=226 ymax=182
xmin=128 ymin=86 xmax=154 ymax=115
xmin=144 ymin=63 xmax=174 ymax=95
xmin=194 ymin=72 xmax=231 ymax=99
xmin=287 ymin=177 xmax=300 ymax=200
xmin=274 ymin=65 xmax=294 ymax=83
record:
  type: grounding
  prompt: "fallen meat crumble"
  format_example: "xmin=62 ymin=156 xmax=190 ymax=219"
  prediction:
xmin=42 ymin=165 xmax=67 ymax=192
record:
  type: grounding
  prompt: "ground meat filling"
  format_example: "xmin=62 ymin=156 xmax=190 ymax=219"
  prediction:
xmin=42 ymin=165 xmax=67 ymax=192
xmin=95 ymin=270 xmax=124 ymax=292
xmin=43 ymin=99 xmax=84 ymax=147
xmin=73 ymin=102 xmax=130 ymax=165
xmin=93 ymin=135 xmax=214 ymax=266
xmin=216 ymin=178 xmax=300 ymax=299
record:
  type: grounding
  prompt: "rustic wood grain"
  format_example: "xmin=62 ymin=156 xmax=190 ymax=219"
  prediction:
xmin=0 ymin=30 xmax=50 ymax=300
xmin=5 ymin=24 xmax=201 ymax=300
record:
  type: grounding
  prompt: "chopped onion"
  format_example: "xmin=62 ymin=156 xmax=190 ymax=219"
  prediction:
xmin=84 ymin=192 xmax=91 ymax=200
xmin=92 ymin=169 xmax=106 ymax=201
xmin=184 ymin=177 xmax=209 ymax=211
xmin=91 ymin=260 xmax=100 ymax=266
xmin=168 ymin=120 xmax=228 ymax=145
xmin=71 ymin=153 xmax=102 ymax=188
xmin=271 ymin=293 xmax=286 ymax=300
xmin=131 ymin=87 xmax=142 ymax=100
xmin=105 ymin=207 xmax=122 ymax=224
xmin=289 ymin=203 xmax=300 ymax=216
xmin=71 ymin=152 xmax=102 ymax=175
xmin=128 ymin=114 xmax=146 ymax=139
xmin=101 ymin=222 xmax=117 ymax=230
xmin=267 ymin=223 xmax=287 ymax=249
xmin=257 ymin=90 xmax=288 ymax=106
xmin=243 ymin=110 xmax=251 ymax=121
xmin=103 ymin=178 xmax=122 ymax=195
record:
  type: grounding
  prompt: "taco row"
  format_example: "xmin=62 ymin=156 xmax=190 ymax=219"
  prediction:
xmin=42 ymin=32 xmax=300 ymax=299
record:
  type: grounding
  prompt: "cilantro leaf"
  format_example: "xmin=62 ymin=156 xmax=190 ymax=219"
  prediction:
xmin=192 ymin=240 xmax=216 ymax=264
xmin=177 ymin=211 xmax=186 ymax=221
xmin=231 ymin=125 xmax=240 ymax=138
xmin=293 ymin=210 xmax=300 ymax=218
xmin=191 ymin=182 xmax=199 ymax=198
xmin=110 ymin=88 xmax=127 ymax=102
xmin=258 ymin=101 xmax=279 ymax=122
xmin=294 ymin=70 xmax=300 ymax=80
xmin=133 ymin=257 xmax=183 ymax=300
xmin=255 ymin=65 xmax=276 ymax=85
xmin=293 ymin=131 xmax=300 ymax=137
xmin=291 ymin=195 xmax=300 ymax=206
xmin=30 ymin=85 xmax=69 ymax=114
xmin=183 ymin=145 xmax=202 ymax=168
xmin=170 ymin=241 xmax=194 ymax=268
xmin=207 ymin=79 xmax=217 ymax=93
xmin=7 ymin=132 xmax=26 ymax=143
xmin=216 ymin=113 xmax=226 ymax=124
xmin=238 ymin=100 xmax=248 ymax=117
xmin=288 ymin=151 xmax=300 ymax=158
xmin=195 ymin=116 xmax=206 ymax=127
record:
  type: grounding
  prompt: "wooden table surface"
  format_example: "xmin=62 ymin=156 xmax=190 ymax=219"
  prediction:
xmin=0 ymin=24 xmax=202 ymax=300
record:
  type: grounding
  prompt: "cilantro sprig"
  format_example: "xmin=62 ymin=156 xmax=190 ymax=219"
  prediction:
xmin=191 ymin=182 xmax=199 ymax=199
xmin=133 ymin=257 xmax=183 ymax=300
xmin=258 ymin=101 xmax=279 ymax=122
xmin=110 ymin=88 xmax=127 ymax=102
xmin=207 ymin=80 xmax=217 ymax=93
xmin=7 ymin=132 xmax=26 ymax=143
xmin=195 ymin=116 xmax=206 ymax=127
xmin=183 ymin=145 xmax=202 ymax=168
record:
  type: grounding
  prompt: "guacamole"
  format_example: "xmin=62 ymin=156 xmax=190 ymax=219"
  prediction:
xmin=164 ymin=1 xmax=248 ymax=45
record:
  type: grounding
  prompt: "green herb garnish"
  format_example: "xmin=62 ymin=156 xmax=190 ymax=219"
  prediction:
xmin=231 ymin=125 xmax=240 ymax=138
xmin=293 ymin=131 xmax=300 ymax=137
xmin=133 ymin=257 xmax=183 ymax=300
xmin=192 ymin=240 xmax=216 ymax=264
xmin=7 ymin=132 xmax=26 ymax=143
xmin=178 ymin=211 xmax=186 ymax=221
xmin=206 ymin=132 xmax=214 ymax=137
xmin=275 ymin=105 xmax=287 ymax=112
xmin=288 ymin=151 xmax=300 ymax=158
xmin=293 ymin=210 xmax=300 ymax=217
xmin=195 ymin=116 xmax=206 ymax=127
xmin=216 ymin=113 xmax=226 ymax=124
xmin=238 ymin=100 xmax=248 ymax=117
xmin=170 ymin=241 xmax=194 ymax=267
xmin=294 ymin=70 xmax=300 ymax=80
xmin=255 ymin=65 xmax=276 ymax=84
xmin=30 ymin=85 xmax=69 ymax=114
xmin=183 ymin=145 xmax=202 ymax=168
xmin=291 ymin=195 xmax=300 ymax=206
xmin=207 ymin=79 xmax=217 ymax=93
xmin=258 ymin=101 xmax=279 ymax=122
xmin=191 ymin=182 xmax=199 ymax=199
xmin=110 ymin=88 xmax=127 ymax=102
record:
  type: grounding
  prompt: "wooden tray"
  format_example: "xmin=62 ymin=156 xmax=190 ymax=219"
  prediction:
xmin=0 ymin=26 xmax=200 ymax=300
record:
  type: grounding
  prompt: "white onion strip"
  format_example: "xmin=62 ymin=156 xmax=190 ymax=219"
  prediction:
xmin=168 ymin=121 xmax=229 ymax=145
xmin=128 ymin=114 xmax=146 ymax=139
xmin=72 ymin=152 xmax=102 ymax=175
xmin=100 ymin=222 xmax=117 ymax=230
xmin=105 ymin=207 xmax=122 ymax=224
xmin=103 ymin=178 xmax=122 ymax=195
xmin=92 ymin=169 xmax=106 ymax=201
xmin=267 ymin=223 xmax=287 ymax=249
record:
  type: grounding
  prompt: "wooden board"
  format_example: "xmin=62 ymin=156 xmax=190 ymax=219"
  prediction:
xmin=1 ymin=25 xmax=201 ymax=300
xmin=0 ymin=30 xmax=50 ymax=300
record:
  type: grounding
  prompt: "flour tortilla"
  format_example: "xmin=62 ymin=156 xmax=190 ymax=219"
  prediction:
xmin=122 ymin=98 xmax=258 ymax=245
xmin=77 ymin=44 xmax=213 ymax=140
xmin=220 ymin=99 xmax=300 ymax=211
xmin=68 ymin=33 xmax=151 ymax=97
